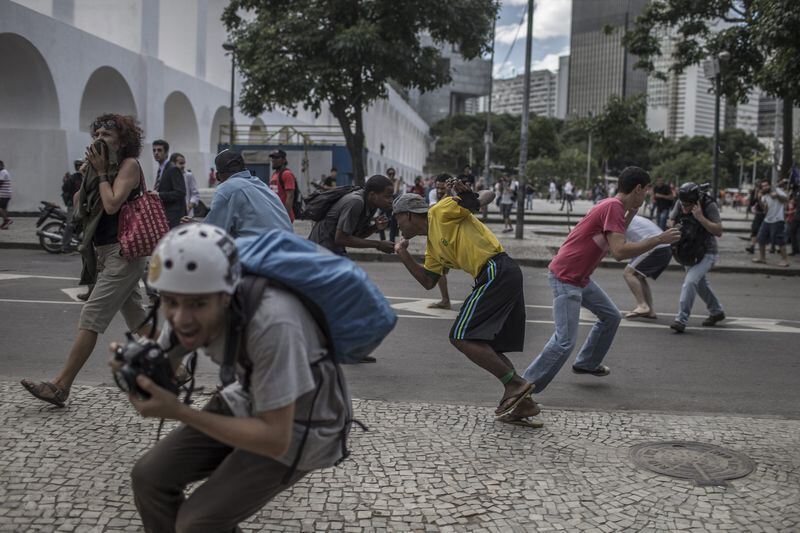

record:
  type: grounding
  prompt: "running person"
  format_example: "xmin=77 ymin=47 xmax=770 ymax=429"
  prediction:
xmin=622 ymin=215 xmax=673 ymax=319
xmin=392 ymin=179 xmax=539 ymax=426
xmin=522 ymin=167 xmax=680 ymax=398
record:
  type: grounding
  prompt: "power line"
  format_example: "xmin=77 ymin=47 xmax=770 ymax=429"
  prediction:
xmin=497 ymin=3 xmax=529 ymax=78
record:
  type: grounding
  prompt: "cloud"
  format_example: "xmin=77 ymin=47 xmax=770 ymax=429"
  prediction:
xmin=493 ymin=60 xmax=517 ymax=78
xmin=532 ymin=47 xmax=570 ymax=71
xmin=495 ymin=0 xmax=571 ymax=44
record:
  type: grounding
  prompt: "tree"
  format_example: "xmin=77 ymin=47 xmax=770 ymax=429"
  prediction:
xmin=625 ymin=0 xmax=800 ymax=181
xmin=652 ymin=152 xmax=713 ymax=187
xmin=590 ymin=94 xmax=654 ymax=175
xmin=223 ymin=0 xmax=498 ymax=184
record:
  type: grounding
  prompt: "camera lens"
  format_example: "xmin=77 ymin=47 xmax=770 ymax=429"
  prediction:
xmin=113 ymin=369 xmax=133 ymax=393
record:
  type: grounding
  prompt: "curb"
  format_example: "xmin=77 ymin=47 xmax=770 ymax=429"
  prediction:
xmin=2 ymin=241 xmax=796 ymax=277
xmin=344 ymin=251 xmax=800 ymax=277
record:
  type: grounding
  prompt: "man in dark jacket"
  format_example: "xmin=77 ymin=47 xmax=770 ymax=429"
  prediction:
xmin=152 ymin=139 xmax=186 ymax=228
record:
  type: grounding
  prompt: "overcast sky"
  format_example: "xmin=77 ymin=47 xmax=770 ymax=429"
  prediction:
xmin=492 ymin=0 xmax=571 ymax=79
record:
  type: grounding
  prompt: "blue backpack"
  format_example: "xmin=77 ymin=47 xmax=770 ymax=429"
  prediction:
xmin=234 ymin=230 xmax=397 ymax=364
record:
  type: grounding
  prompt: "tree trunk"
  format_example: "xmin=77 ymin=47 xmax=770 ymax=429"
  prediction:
xmin=780 ymin=98 xmax=793 ymax=182
xmin=330 ymin=101 xmax=366 ymax=186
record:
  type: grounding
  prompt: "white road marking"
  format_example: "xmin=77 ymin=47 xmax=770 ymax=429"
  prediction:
xmin=391 ymin=298 xmax=800 ymax=334
xmin=0 ymin=273 xmax=80 ymax=281
xmin=0 ymin=298 xmax=82 ymax=305
xmin=60 ymin=287 xmax=85 ymax=302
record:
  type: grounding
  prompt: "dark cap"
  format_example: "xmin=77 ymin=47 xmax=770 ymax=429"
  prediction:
xmin=214 ymin=149 xmax=245 ymax=173
xmin=269 ymin=149 xmax=287 ymax=159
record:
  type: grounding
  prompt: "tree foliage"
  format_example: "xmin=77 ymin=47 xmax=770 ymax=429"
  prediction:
xmin=223 ymin=0 xmax=498 ymax=184
xmin=590 ymin=94 xmax=655 ymax=175
xmin=624 ymin=0 xmax=800 ymax=179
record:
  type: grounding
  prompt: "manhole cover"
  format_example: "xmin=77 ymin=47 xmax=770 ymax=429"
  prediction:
xmin=630 ymin=441 xmax=755 ymax=486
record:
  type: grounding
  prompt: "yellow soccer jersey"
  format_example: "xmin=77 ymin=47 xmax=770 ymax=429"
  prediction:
xmin=423 ymin=196 xmax=504 ymax=279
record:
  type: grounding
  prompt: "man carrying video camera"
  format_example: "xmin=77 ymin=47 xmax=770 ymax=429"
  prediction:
xmin=112 ymin=223 xmax=351 ymax=532
xmin=667 ymin=182 xmax=725 ymax=333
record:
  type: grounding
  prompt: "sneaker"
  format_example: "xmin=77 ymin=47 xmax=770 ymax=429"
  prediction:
xmin=670 ymin=321 xmax=686 ymax=333
xmin=571 ymin=364 xmax=610 ymax=377
xmin=359 ymin=355 xmax=377 ymax=363
xmin=745 ymin=246 xmax=754 ymax=254
xmin=702 ymin=312 xmax=726 ymax=327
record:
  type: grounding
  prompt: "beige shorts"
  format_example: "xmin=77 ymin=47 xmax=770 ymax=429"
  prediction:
xmin=79 ymin=243 xmax=148 ymax=334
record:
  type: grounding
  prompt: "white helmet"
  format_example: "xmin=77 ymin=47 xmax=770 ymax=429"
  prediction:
xmin=148 ymin=223 xmax=241 ymax=295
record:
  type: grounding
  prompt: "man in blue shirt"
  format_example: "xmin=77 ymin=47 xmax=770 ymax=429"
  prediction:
xmin=203 ymin=150 xmax=292 ymax=236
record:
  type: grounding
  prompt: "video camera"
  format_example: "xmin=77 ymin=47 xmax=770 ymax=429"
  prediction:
xmin=112 ymin=333 xmax=178 ymax=398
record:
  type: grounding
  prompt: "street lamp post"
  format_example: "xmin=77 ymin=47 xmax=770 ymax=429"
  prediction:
xmin=515 ymin=0 xmax=534 ymax=240
xmin=706 ymin=51 xmax=730 ymax=200
xmin=223 ymin=42 xmax=237 ymax=145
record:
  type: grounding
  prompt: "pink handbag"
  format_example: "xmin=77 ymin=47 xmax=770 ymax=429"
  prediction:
xmin=118 ymin=168 xmax=170 ymax=261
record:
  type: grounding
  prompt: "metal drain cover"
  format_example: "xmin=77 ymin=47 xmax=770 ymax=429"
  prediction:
xmin=630 ymin=441 xmax=755 ymax=486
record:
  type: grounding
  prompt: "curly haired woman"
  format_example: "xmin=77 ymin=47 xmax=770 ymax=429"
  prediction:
xmin=22 ymin=114 xmax=152 ymax=407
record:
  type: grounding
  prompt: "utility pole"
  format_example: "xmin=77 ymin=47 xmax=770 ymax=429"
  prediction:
xmin=515 ymin=0 xmax=533 ymax=239
xmin=484 ymin=17 xmax=496 ymax=193
xmin=585 ymin=111 xmax=593 ymax=191
xmin=223 ymin=42 xmax=237 ymax=145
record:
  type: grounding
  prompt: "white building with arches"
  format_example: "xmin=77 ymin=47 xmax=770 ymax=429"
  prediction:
xmin=1 ymin=0 xmax=430 ymax=211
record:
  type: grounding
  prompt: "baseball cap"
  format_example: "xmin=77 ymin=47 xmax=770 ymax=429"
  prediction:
xmin=392 ymin=193 xmax=429 ymax=215
xmin=214 ymin=149 xmax=245 ymax=173
xmin=269 ymin=149 xmax=287 ymax=159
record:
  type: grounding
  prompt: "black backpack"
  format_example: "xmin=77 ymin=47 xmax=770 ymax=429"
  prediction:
xmin=298 ymin=185 xmax=362 ymax=221
xmin=671 ymin=197 xmax=714 ymax=266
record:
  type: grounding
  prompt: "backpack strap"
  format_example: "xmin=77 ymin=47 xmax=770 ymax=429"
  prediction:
xmin=221 ymin=275 xmax=270 ymax=389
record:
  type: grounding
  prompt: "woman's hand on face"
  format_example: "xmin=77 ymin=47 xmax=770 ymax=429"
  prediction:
xmin=85 ymin=143 xmax=109 ymax=175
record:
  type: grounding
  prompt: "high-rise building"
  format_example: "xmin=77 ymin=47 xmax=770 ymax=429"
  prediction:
xmin=491 ymin=70 xmax=557 ymax=117
xmin=408 ymin=35 xmax=492 ymax=126
xmin=567 ymin=0 xmax=648 ymax=118
xmin=646 ymin=31 xmax=759 ymax=139
xmin=556 ymin=55 xmax=569 ymax=119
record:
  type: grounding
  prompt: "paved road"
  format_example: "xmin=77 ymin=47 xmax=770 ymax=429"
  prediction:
xmin=1 ymin=249 xmax=799 ymax=418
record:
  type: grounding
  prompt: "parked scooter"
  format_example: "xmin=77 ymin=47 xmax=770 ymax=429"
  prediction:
xmin=36 ymin=201 xmax=82 ymax=254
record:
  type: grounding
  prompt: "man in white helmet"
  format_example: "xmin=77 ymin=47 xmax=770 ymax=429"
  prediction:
xmin=119 ymin=223 xmax=351 ymax=532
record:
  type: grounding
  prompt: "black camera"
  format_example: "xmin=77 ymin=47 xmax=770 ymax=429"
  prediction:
xmin=113 ymin=333 xmax=178 ymax=398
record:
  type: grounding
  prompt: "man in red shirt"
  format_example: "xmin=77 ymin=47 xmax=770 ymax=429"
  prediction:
xmin=269 ymin=149 xmax=297 ymax=221
xmin=521 ymin=167 xmax=680 ymax=399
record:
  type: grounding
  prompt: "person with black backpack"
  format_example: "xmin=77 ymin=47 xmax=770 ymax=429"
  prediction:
xmin=268 ymin=149 xmax=302 ymax=222
xmin=119 ymin=224 xmax=353 ymax=532
xmin=307 ymin=174 xmax=396 ymax=258
xmin=667 ymin=182 xmax=725 ymax=333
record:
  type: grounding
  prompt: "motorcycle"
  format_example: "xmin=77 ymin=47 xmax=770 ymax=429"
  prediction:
xmin=36 ymin=201 xmax=82 ymax=254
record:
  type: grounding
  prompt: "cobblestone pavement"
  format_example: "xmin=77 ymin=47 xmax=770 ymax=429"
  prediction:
xmin=1 ymin=381 xmax=798 ymax=532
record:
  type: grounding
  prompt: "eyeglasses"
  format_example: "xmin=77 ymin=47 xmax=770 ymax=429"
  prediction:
xmin=91 ymin=119 xmax=117 ymax=131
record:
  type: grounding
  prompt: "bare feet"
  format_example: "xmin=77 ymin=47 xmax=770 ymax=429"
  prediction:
xmin=427 ymin=300 xmax=451 ymax=310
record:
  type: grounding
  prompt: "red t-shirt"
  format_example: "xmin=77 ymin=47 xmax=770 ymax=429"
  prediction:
xmin=270 ymin=168 xmax=297 ymax=221
xmin=549 ymin=197 xmax=628 ymax=287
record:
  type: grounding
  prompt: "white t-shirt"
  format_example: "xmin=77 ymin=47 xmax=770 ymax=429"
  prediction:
xmin=428 ymin=188 xmax=440 ymax=206
xmin=0 ymin=169 xmax=11 ymax=198
xmin=626 ymin=215 xmax=668 ymax=264
xmin=549 ymin=181 xmax=556 ymax=192
xmin=762 ymin=188 xmax=787 ymax=223
xmin=564 ymin=182 xmax=574 ymax=195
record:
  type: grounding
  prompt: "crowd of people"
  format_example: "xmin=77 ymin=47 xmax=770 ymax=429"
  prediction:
xmin=10 ymin=111 xmax=798 ymax=531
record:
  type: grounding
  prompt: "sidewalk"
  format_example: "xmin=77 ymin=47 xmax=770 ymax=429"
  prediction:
xmin=1 ymin=381 xmax=797 ymax=531
xmin=3 ymin=204 xmax=798 ymax=275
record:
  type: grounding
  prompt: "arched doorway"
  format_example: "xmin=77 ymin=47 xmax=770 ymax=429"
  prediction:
xmin=164 ymin=91 xmax=200 ymax=173
xmin=210 ymin=106 xmax=230 ymax=151
xmin=79 ymin=67 xmax=137 ymax=131
xmin=0 ymin=33 xmax=65 ymax=211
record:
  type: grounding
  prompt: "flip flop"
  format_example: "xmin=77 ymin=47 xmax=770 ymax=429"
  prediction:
xmin=427 ymin=301 xmax=451 ymax=310
xmin=625 ymin=311 xmax=658 ymax=319
xmin=497 ymin=414 xmax=544 ymax=429
xmin=21 ymin=379 xmax=69 ymax=407
xmin=495 ymin=382 xmax=534 ymax=418
xmin=752 ymin=258 xmax=766 ymax=264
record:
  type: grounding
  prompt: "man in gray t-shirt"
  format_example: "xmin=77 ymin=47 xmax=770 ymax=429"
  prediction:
xmin=117 ymin=224 xmax=352 ymax=532
xmin=667 ymin=183 xmax=725 ymax=332
xmin=308 ymin=175 xmax=396 ymax=255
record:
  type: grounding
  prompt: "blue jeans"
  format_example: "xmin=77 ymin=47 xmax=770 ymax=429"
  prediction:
xmin=656 ymin=208 xmax=670 ymax=230
xmin=675 ymin=253 xmax=723 ymax=325
xmin=523 ymin=272 xmax=622 ymax=393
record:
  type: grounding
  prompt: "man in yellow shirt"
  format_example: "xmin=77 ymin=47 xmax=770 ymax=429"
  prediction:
xmin=393 ymin=179 xmax=538 ymax=426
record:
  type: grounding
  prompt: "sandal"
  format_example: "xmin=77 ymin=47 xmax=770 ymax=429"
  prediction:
xmin=752 ymin=258 xmax=766 ymax=264
xmin=427 ymin=301 xmax=451 ymax=310
xmin=497 ymin=413 xmax=544 ymax=429
xmin=494 ymin=382 xmax=534 ymax=417
xmin=21 ymin=379 xmax=69 ymax=407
